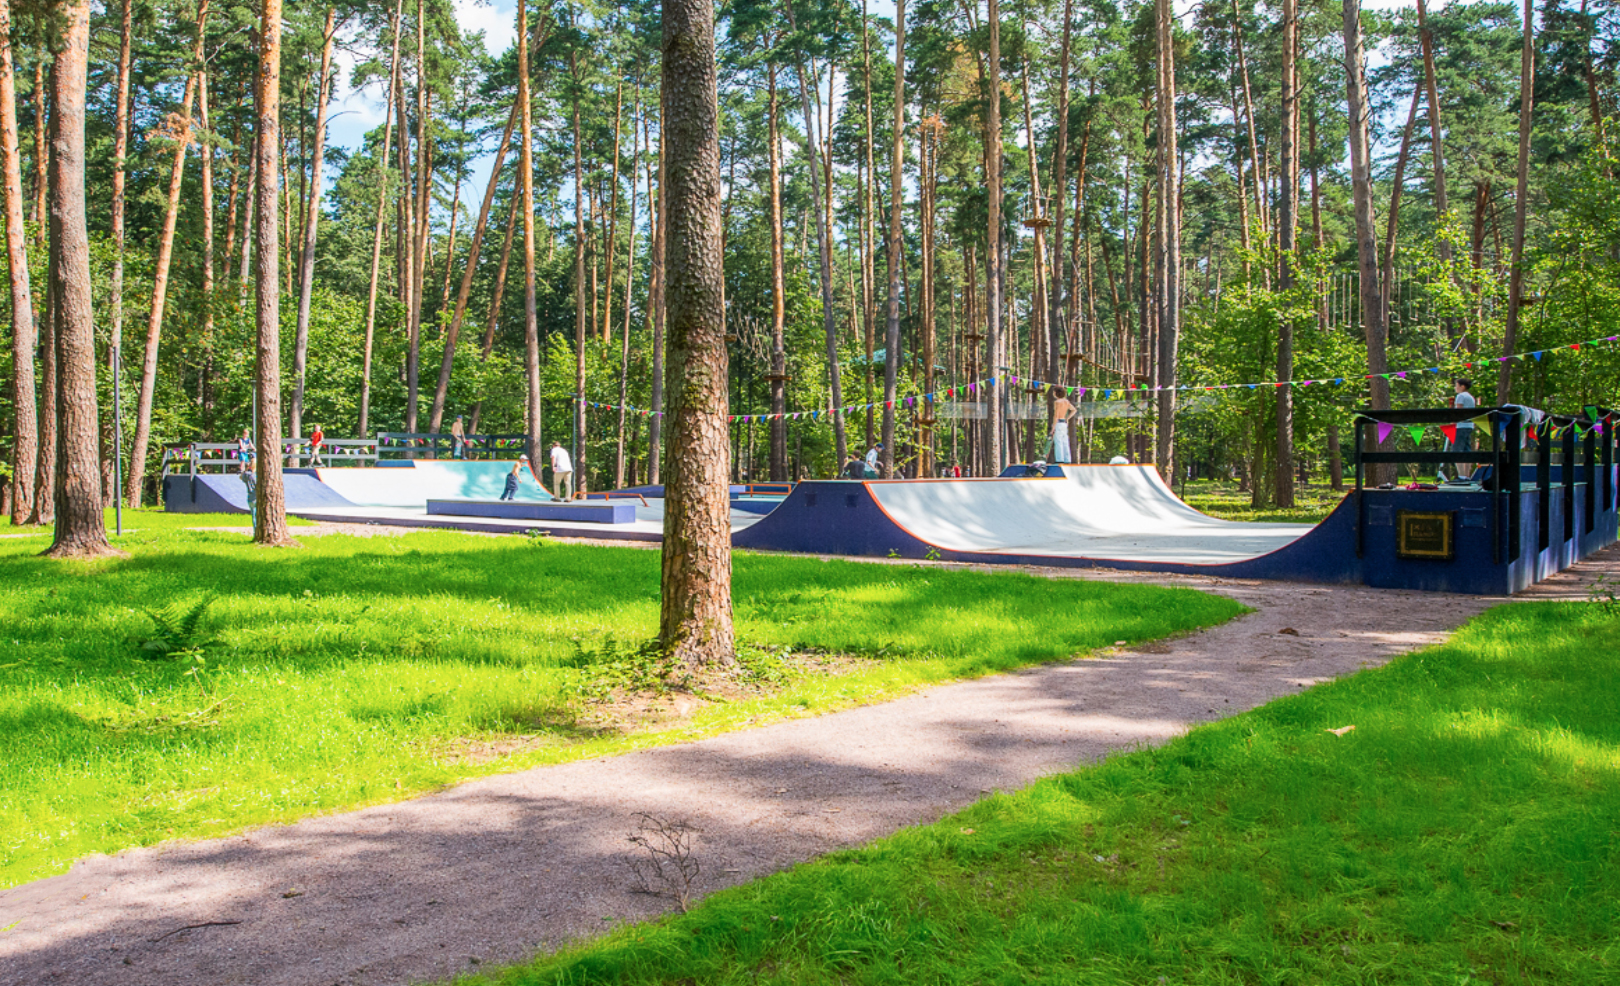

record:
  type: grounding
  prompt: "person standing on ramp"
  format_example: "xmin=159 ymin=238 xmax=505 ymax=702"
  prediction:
xmin=549 ymin=442 xmax=575 ymax=499
xmin=1049 ymin=394 xmax=1078 ymax=464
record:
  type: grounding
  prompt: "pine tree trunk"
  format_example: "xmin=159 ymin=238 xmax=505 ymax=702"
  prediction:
xmin=1231 ymin=0 xmax=1266 ymax=240
xmin=253 ymin=0 xmax=294 ymax=546
xmin=985 ymin=0 xmax=1004 ymax=473
xmin=767 ymin=62 xmax=787 ymax=482
xmin=290 ymin=8 xmax=335 ymax=441
xmin=1500 ymin=0 xmax=1534 ymax=404
xmin=861 ymin=0 xmax=876 ymax=451
xmin=0 ymin=0 xmax=36 ymax=525
xmin=601 ymin=81 xmax=623 ymax=344
xmin=648 ymin=99 xmax=665 ymax=483
xmin=1382 ymin=83 xmax=1423 ymax=316
xmin=430 ymin=103 xmax=517 ymax=431
xmin=469 ymin=191 xmax=520 ymax=434
xmin=198 ymin=62 xmax=217 ymax=430
xmin=103 ymin=0 xmax=133 ymax=496
xmin=572 ymin=57 xmax=588 ymax=491
xmin=44 ymin=0 xmax=115 ymax=558
xmin=660 ymin=0 xmax=733 ymax=667
xmin=1342 ymin=0 xmax=1392 ymax=439
xmin=1049 ymin=0 xmax=1072 ymax=390
xmin=517 ymin=0 xmax=542 ymax=462
xmin=404 ymin=0 xmax=429 ymax=434
xmin=880 ymin=0 xmax=907 ymax=476
xmin=1274 ymin=0 xmax=1298 ymax=506
xmin=359 ymin=0 xmax=404 ymax=436
xmin=783 ymin=0 xmax=846 ymax=464
xmin=615 ymin=85 xmax=641 ymax=489
xmin=126 ymin=34 xmax=202 ymax=509
xmin=30 ymin=60 xmax=42 ymax=236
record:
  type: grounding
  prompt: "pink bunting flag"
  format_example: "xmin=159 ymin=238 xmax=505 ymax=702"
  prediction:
xmin=1376 ymin=421 xmax=1395 ymax=445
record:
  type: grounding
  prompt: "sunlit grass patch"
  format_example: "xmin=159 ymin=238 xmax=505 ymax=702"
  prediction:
xmin=0 ymin=526 xmax=1236 ymax=887
xmin=484 ymin=601 xmax=1620 ymax=986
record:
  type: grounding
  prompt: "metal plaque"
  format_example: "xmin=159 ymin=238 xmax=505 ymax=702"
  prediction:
xmin=1397 ymin=510 xmax=1455 ymax=561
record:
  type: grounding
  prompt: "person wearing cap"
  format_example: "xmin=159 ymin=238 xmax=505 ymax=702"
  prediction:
xmin=864 ymin=442 xmax=882 ymax=479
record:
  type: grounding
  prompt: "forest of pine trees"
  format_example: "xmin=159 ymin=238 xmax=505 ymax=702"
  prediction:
xmin=4 ymin=0 xmax=1620 ymax=529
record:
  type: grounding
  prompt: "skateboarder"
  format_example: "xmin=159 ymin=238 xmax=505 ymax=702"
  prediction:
xmin=501 ymin=460 xmax=523 ymax=501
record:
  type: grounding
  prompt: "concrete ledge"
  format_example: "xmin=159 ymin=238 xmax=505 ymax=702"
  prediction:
xmin=426 ymin=499 xmax=637 ymax=524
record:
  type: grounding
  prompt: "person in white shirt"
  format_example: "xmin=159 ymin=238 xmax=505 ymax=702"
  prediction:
xmin=549 ymin=442 xmax=574 ymax=499
xmin=1446 ymin=378 xmax=1477 ymax=480
xmin=864 ymin=442 xmax=882 ymax=478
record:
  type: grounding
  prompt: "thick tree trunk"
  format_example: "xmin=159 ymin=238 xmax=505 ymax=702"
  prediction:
xmin=430 ymin=103 xmax=517 ymax=431
xmin=290 ymin=8 xmax=335 ymax=441
xmin=660 ymin=0 xmax=733 ymax=666
xmin=518 ymin=0 xmax=542 ymax=462
xmin=767 ymin=63 xmax=787 ymax=482
xmin=1343 ymin=0 xmax=1392 ymax=482
xmin=253 ymin=0 xmax=294 ymax=546
xmin=127 ymin=37 xmax=202 ymax=508
xmin=44 ymin=0 xmax=115 ymax=558
xmin=359 ymin=0 xmax=404 ymax=435
xmin=1500 ymin=0 xmax=1534 ymax=404
xmin=1274 ymin=0 xmax=1298 ymax=506
xmin=784 ymin=0 xmax=846 ymax=464
xmin=0 ymin=0 xmax=37 ymax=525
xmin=880 ymin=0 xmax=906 ymax=476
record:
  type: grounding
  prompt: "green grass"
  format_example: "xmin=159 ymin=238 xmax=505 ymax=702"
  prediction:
xmin=1182 ymin=480 xmax=1347 ymax=524
xmin=0 ymin=506 xmax=314 ymax=535
xmin=476 ymin=602 xmax=1620 ymax=986
xmin=0 ymin=526 xmax=1237 ymax=888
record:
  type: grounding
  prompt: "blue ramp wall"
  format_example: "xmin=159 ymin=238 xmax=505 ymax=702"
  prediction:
xmin=163 ymin=473 xmax=356 ymax=514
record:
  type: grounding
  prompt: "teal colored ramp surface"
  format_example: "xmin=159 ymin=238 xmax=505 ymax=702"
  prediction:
xmin=314 ymin=461 xmax=554 ymax=507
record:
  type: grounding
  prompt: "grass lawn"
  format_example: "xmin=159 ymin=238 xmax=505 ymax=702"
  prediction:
xmin=0 ymin=521 xmax=1238 ymax=888
xmin=480 ymin=602 xmax=1620 ymax=986
xmin=1181 ymin=480 xmax=1347 ymax=524
xmin=0 ymin=506 xmax=314 ymax=535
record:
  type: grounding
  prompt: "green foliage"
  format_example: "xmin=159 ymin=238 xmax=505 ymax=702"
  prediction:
xmin=0 ymin=523 xmax=1237 ymax=887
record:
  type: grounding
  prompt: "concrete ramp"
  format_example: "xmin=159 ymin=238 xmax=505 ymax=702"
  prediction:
xmin=163 ymin=473 xmax=356 ymax=514
xmin=735 ymin=473 xmax=1362 ymax=583
xmin=314 ymin=461 xmax=553 ymax=507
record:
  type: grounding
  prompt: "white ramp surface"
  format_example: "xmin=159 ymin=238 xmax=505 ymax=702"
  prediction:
xmin=867 ymin=466 xmax=1314 ymax=565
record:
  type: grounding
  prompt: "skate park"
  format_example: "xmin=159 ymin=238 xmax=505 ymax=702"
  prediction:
xmin=161 ymin=405 xmax=1617 ymax=595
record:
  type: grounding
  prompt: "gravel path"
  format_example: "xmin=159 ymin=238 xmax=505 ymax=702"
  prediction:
xmin=2 ymin=541 xmax=1613 ymax=986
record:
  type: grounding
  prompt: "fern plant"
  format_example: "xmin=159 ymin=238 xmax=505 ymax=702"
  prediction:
xmin=139 ymin=596 xmax=216 ymax=660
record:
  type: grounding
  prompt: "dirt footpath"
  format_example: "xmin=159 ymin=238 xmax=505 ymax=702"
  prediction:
xmin=2 ymin=543 xmax=1613 ymax=986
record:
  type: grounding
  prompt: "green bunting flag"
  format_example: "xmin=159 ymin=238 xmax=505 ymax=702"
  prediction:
xmin=1407 ymin=425 xmax=1426 ymax=447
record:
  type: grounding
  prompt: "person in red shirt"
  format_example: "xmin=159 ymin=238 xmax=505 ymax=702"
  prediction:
xmin=309 ymin=424 xmax=325 ymax=466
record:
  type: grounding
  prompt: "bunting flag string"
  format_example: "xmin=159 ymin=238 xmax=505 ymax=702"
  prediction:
xmin=567 ymin=333 xmax=1619 ymax=426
